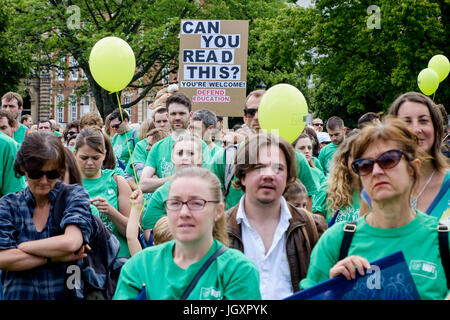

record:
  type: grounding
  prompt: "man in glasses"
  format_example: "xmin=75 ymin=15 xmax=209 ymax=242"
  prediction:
xmin=312 ymin=118 xmax=324 ymax=132
xmin=226 ymin=133 xmax=327 ymax=300
xmin=318 ymin=116 xmax=347 ymax=176
xmin=109 ymin=108 xmax=140 ymax=171
xmin=1 ymin=92 xmax=28 ymax=146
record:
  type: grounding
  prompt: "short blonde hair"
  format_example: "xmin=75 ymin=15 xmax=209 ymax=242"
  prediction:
xmin=153 ymin=216 xmax=173 ymax=245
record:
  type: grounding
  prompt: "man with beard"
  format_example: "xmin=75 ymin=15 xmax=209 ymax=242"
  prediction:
xmin=226 ymin=133 xmax=327 ymax=299
xmin=139 ymin=92 xmax=211 ymax=193
xmin=1 ymin=92 xmax=28 ymax=145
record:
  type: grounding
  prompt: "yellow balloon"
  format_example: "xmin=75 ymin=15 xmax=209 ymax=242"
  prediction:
xmin=258 ymin=84 xmax=308 ymax=143
xmin=428 ymin=54 xmax=450 ymax=82
xmin=89 ymin=37 xmax=136 ymax=93
xmin=417 ymin=68 xmax=439 ymax=96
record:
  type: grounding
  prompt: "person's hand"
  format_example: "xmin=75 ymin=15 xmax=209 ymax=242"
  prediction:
xmin=91 ymin=196 xmax=112 ymax=215
xmin=329 ymin=255 xmax=371 ymax=280
xmin=130 ymin=189 xmax=144 ymax=211
xmin=52 ymin=244 xmax=91 ymax=263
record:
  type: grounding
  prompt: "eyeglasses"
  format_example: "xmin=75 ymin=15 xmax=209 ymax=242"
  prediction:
xmin=351 ymin=149 xmax=407 ymax=176
xmin=27 ymin=169 xmax=60 ymax=180
xmin=164 ymin=199 xmax=220 ymax=211
xmin=244 ymin=108 xmax=258 ymax=118
xmin=313 ymin=123 xmax=323 ymax=127
xmin=67 ymin=131 xmax=77 ymax=136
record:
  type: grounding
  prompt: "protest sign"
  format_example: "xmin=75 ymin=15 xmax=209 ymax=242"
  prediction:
xmin=285 ymin=251 xmax=421 ymax=300
xmin=179 ymin=20 xmax=248 ymax=116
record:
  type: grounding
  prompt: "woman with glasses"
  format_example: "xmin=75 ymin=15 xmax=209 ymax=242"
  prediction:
xmin=300 ymin=118 xmax=449 ymax=299
xmin=137 ymin=134 xmax=204 ymax=250
xmin=74 ymin=127 xmax=132 ymax=258
xmin=0 ymin=132 xmax=94 ymax=299
xmin=114 ymin=167 xmax=261 ymax=300
xmin=360 ymin=92 xmax=449 ymax=226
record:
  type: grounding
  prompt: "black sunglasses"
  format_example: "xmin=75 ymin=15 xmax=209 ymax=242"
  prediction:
xmin=351 ymin=149 xmax=407 ymax=176
xmin=244 ymin=108 xmax=258 ymax=118
xmin=313 ymin=123 xmax=323 ymax=127
xmin=67 ymin=131 xmax=77 ymax=136
xmin=111 ymin=122 xmax=122 ymax=130
xmin=27 ymin=169 xmax=60 ymax=180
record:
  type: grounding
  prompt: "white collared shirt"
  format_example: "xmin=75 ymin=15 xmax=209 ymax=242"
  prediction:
xmin=236 ymin=196 xmax=293 ymax=300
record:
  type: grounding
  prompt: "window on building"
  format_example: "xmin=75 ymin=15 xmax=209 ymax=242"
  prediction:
xmin=124 ymin=95 xmax=132 ymax=119
xmin=80 ymin=95 xmax=90 ymax=116
xmin=69 ymin=56 xmax=79 ymax=81
xmin=56 ymin=57 xmax=65 ymax=81
xmin=55 ymin=94 xmax=64 ymax=123
xmin=69 ymin=94 xmax=77 ymax=121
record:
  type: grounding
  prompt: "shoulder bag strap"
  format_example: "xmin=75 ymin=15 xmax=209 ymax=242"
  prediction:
xmin=180 ymin=246 xmax=228 ymax=300
xmin=338 ymin=223 xmax=357 ymax=261
xmin=438 ymin=224 xmax=450 ymax=289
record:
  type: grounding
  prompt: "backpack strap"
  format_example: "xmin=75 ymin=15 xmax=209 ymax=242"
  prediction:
xmin=180 ymin=246 xmax=228 ymax=300
xmin=338 ymin=223 xmax=357 ymax=261
xmin=438 ymin=224 xmax=450 ymax=289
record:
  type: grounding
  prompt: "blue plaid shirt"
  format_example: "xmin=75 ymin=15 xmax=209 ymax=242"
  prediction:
xmin=0 ymin=182 xmax=94 ymax=300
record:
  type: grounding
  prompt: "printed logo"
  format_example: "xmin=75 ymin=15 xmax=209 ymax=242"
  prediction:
xmin=200 ymin=287 xmax=222 ymax=300
xmin=409 ymin=260 xmax=437 ymax=279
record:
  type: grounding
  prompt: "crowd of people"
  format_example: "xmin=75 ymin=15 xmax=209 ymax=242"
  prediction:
xmin=0 ymin=86 xmax=449 ymax=300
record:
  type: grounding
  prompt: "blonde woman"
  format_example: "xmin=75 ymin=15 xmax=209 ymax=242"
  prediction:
xmin=301 ymin=118 xmax=449 ymax=300
xmin=115 ymin=167 xmax=261 ymax=300
xmin=312 ymin=133 xmax=361 ymax=225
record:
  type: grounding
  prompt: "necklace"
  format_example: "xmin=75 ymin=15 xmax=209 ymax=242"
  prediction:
xmin=410 ymin=169 xmax=436 ymax=210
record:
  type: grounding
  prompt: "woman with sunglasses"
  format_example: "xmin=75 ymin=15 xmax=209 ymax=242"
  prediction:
xmin=114 ymin=167 xmax=261 ymax=300
xmin=0 ymin=132 xmax=94 ymax=299
xmin=74 ymin=127 xmax=132 ymax=258
xmin=300 ymin=118 xmax=449 ymax=299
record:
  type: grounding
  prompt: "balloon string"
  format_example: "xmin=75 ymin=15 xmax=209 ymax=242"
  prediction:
xmin=115 ymin=92 xmax=145 ymax=220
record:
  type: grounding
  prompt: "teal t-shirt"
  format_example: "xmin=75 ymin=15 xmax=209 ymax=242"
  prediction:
xmin=0 ymin=132 xmax=26 ymax=196
xmin=82 ymin=169 xmax=130 ymax=257
xmin=313 ymin=157 xmax=324 ymax=173
xmin=208 ymin=147 xmax=318 ymax=210
xmin=125 ymin=138 xmax=149 ymax=181
xmin=13 ymin=123 xmax=28 ymax=145
xmin=111 ymin=129 xmax=140 ymax=169
xmin=145 ymin=135 xmax=211 ymax=178
xmin=318 ymin=142 xmax=339 ymax=176
xmin=113 ymin=239 xmax=261 ymax=300
xmin=142 ymin=180 xmax=171 ymax=230
xmin=300 ymin=210 xmax=450 ymax=300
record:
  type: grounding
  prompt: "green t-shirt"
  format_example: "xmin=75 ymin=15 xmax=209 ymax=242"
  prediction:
xmin=53 ymin=130 xmax=62 ymax=137
xmin=142 ymin=180 xmax=171 ymax=230
xmin=0 ymin=132 xmax=26 ymax=196
xmin=145 ymin=135 xmax=211 ymax=178
xmin=311 ymin=166 xmax=325 ymax=190
xmin=113 ymin=239 xmax=261 ymax=300
xmin=125 ymin=139 xmax=149 ymax=181
xmin=82 ymin=169 xmax=130 ymax=257
xmin=111 ymin=129 xmax=140 ymax=169
xmin=313 ymin=157 xmax=324 ymax=173
xmin=318 ymin=142 xmax=339 ymax=176
xmin=13 ymin=123 xmax=28 ymax=145
xmin=299 ymin=211 xmax=450 ymax=300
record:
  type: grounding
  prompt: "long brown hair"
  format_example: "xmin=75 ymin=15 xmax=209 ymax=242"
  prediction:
xmin=389 ymin=92 xmax=448 ymax=171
